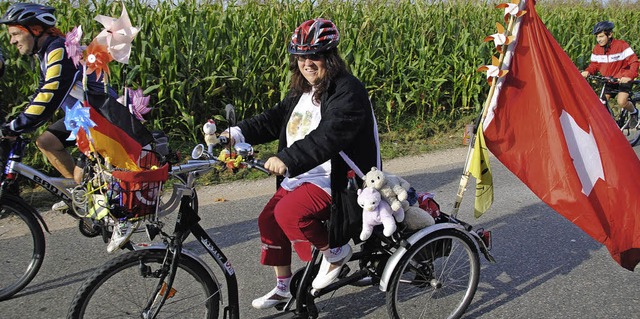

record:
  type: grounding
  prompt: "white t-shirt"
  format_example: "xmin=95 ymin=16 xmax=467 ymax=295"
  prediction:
xmin=280 ymin=90 xmax=331 ymax=194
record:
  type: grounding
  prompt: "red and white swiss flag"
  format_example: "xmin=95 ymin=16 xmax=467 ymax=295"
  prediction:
xmin=484 ymin=0 xmax=640 ymax=270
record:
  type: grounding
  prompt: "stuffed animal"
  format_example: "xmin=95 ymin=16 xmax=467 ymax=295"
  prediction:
xmin=363 ymin=167 xmax=411 ymax=212
xmin=203 ymin=119 xmax=219 ymax=146
xmin=357 ymin=187 xmax=405 ymax=240
xmin=403 ymin=206 xmax=436 ymax=230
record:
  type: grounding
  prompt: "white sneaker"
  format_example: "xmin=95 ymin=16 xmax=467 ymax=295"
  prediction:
xmin=52 ymin=200 xmax=69 ymax=211
xmin=312 ymin=244 xmax=353 ymax=289
xmin=251 ymin=287 xmax=292 ymax=309
xmin=106 ymin=220 xmax=139 ymax=253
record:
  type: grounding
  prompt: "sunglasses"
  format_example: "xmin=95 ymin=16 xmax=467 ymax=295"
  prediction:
xmin=295 ymin=54 xmax=323 ymax=62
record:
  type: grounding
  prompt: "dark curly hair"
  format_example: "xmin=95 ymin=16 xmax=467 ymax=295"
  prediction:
xmin=287 ymin=48 xmax=348 ymax=104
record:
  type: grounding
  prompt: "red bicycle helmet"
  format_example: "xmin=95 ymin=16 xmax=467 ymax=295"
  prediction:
xmin=0 ymin=3 xmax=56 ymax=28
xmin=288 ymin=18 xmax=339 ymax=55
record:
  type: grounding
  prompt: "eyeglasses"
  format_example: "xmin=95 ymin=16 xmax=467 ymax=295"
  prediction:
xmin=295 ymin=54 xmax=323 ymax=62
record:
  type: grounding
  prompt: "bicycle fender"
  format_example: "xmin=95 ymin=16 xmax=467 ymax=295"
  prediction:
xmin=131 ymin=245 xmax=222 ymax=299
xmin=3 ymin=193 xmax=50 ymax=233
xmin=378 ymin=223 xmax=470 ymax=292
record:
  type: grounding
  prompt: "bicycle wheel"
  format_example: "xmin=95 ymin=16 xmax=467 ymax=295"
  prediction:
xmin=614 ymin=108 xmax=640 ymax=146
xmin=68 ymin=249 xmax=220 ymax=318
xmin=386 ymin=228 xmax=480 ymax=319
xmin=0 ymin=195 xmax=45 ymax=301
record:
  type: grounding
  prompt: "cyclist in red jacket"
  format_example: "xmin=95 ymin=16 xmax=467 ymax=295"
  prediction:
xmin=581 ymin=21 xmax=639 ymax=125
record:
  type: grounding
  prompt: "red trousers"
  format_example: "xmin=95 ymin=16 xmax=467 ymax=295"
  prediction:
xmin=258 ymin=183 xmax=332 ymax=265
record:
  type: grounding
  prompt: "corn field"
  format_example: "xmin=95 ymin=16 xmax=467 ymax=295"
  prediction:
xmin=1 ymin=0 xmax=639 ymax=167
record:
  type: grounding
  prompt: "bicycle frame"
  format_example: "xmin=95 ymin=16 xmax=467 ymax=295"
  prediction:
xmin=1 ymin=138 xmax=76 ymax=201
xmin=133 ymin=154 xmax=267 ymax=319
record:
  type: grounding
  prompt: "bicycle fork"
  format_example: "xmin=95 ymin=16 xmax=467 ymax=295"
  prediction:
xmin=142 ymin=239 xmax=182 ymax=319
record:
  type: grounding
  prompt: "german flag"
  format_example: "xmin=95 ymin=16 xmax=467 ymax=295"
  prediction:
xmin=76 ymin=92 xmax=154 ymax=171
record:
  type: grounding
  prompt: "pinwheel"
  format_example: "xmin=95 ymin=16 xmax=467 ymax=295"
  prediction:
xmin=483 ymin=22 xmax=516 ymax=53
xmin=64 ymin=100 xmax=96 ymax=140
xmin=84 ymin=39 xmax=113 ymax=79
xmin=127 ymin=87 xmax=152 ymax=121
xmin=477 ymin=56 xmax=508 ymax=85
xmin=94 ymin=3 xmax=140 ymax=64
xmin=496 ymin=0 xmax=527 ymax=22
xmin=64 ymin=26 xmax=85 ymax=67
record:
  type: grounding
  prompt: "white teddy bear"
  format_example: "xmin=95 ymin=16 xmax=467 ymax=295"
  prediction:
xmin=357 ymin=187 xmax=405 ymax=240
xmin=363 ymin=167 xmax=411 ymax=212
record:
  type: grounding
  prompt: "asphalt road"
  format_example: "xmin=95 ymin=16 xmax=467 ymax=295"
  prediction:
xmin=1 ymin=145 xmax=639 ymax=319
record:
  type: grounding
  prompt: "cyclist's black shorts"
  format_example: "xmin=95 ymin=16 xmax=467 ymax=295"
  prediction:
xmin=46 ymin=118 xmax=76 ymax=148
xmin=605 ymin=82 xmax=634 ymax=95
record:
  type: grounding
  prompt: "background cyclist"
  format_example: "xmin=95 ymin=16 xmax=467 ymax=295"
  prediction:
xmin=0 ymin=3 xmax=114 ymax=206
xmin=581 ymin=20 xmax=639 ymax=126
xmin=0 ymin=45 xmax=4 ymax=77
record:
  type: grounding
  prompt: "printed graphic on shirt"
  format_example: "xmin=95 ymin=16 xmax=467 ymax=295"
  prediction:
xmin=286 ymin=91 xmax=321 ymax=147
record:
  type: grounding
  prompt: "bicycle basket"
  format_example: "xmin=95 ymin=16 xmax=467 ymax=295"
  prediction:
xmin=110 ymin=163 xmax=169 ymax=220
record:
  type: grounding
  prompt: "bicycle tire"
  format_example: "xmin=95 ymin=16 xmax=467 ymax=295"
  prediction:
xmin=618 ymin=112 xmax=640 ymax=146
xmin=609 ymin=102 xmax=640 ymax=146
xmin=68 ymin=249 xmax=220 ymax=319
xmin=630 ymin=130 xmax=640 ymax=146
xmin=386 ymin=228 xmax=480 ymax=319
xmin=0 ymin=194 xmax=46 ymax=301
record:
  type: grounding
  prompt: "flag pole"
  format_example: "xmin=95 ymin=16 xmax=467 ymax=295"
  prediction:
xmin=450 ymin=6 xmax=521 ymax=218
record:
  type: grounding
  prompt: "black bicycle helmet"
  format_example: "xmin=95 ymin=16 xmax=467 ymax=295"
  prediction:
xmin=288 ymin=18 xmax=340 ymax=55
xmin=592 ymin=21 xmax=614 ymax=35
xmin=0 ymin=3 xmax=56 ymax=28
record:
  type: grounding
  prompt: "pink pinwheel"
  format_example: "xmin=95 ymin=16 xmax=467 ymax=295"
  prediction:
xmin=94 ymin=3 xmax=140 ymax=64
xmin=64 ymin=26 xmax=85 ymax=67
xmin=127 ymin=87 xmax=151 ymax=121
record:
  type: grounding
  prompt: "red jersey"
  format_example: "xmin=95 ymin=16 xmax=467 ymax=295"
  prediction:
xmin=584 ymin=38 xmax=639 ymax=79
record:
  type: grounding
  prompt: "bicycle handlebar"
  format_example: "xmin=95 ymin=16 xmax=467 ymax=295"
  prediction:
xmin=587 ymin=75 xmax=640 ymax=85
xmin=172 ymin=145 xmax=270 ymax=178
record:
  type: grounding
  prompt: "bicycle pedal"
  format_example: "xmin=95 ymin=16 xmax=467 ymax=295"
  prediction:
xmin=274 ymin=300 xmax=292 ymax=311
xmin=338 ymin=264 xmax=351 ymax=278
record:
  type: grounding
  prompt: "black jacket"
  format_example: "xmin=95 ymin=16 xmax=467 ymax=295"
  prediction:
xmin=238 ymin=72 xmax=379 ymax=246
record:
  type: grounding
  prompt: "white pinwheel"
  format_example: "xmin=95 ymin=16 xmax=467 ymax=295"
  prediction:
xmin=496 ymin=0 xmax=527 ymax=21
xmin=94 ymin=3 xmax=140 ymax=64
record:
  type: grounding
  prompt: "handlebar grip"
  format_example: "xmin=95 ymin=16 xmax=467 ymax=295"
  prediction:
xmin=248 ymin=158 xmax=270 ymax=175
xmin=253 ymin=159 xmax=266 ymax=168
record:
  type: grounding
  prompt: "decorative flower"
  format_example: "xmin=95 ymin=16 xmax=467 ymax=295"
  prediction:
xmin=496 ymin=0 xmax=527 ymax=21
xmin=94 ymin=3 xmax=140 ymax=64
xmin=64 ymin=25 xmax=85 ymax=67
xmin=84 ymin=39 xmax=113 ymax=79
xmin=483 ymin=22 xmax=516 ymax=53
xmin=124 ymin=87 xmax=151 ymax=121
xmin=128 ymin=89 xmax=151 ymax=121
xmin=477 ymin=56 xmax=508 ymax=85
xmin=64 ymin=100 xmax=96 ymax=140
